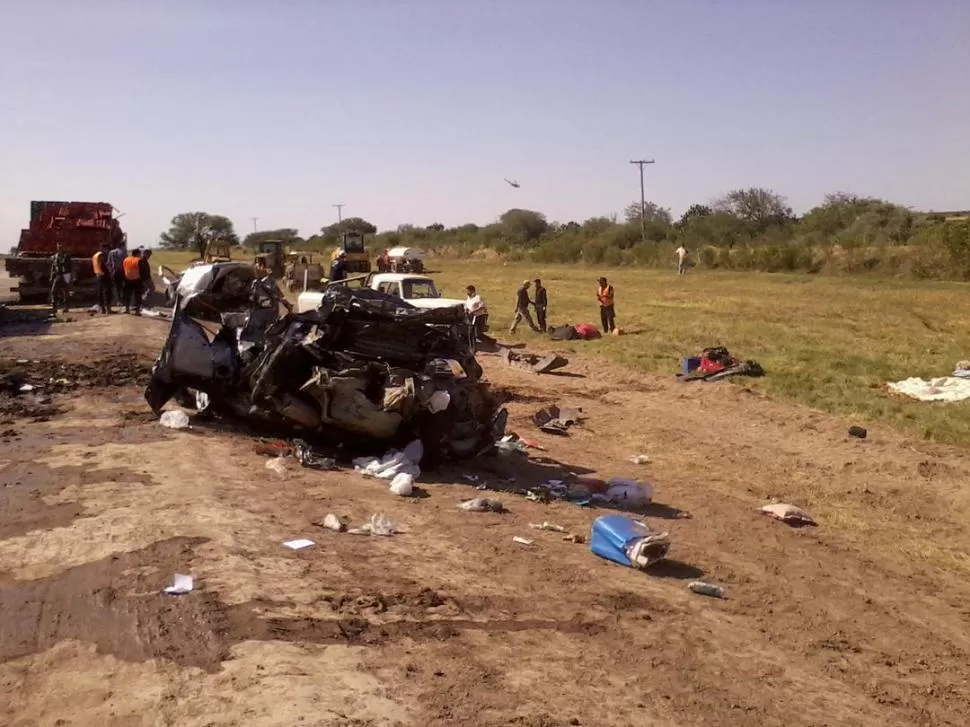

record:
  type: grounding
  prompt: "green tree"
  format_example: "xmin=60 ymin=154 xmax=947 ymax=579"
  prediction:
xmin=499 ymin=208 xmax=548 ymax=244
xmin=242 ymin=228 xmax=303 ymax=250
xmin=321 ymin=217 xmax=377 ymax=238
xmin=678 ymin=204 xmax=713 ymax=227
xmin=715 ymin=188 xmax=793 ymax=234
xmin=158 ymin=212 xmax=239 ymax=257
xmin=426 ymin=222 xmax=445 ymax=232
xmin=623 ymin=200 xmax=673 ymax=226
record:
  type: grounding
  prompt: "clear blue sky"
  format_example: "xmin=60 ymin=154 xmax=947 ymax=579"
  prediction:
xmin=1 ymin=0 xmax=967 ymax=245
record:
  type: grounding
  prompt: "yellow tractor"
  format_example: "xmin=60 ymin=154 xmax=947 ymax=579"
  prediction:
xmin=331 ymin=231 xmax=371 ymax=274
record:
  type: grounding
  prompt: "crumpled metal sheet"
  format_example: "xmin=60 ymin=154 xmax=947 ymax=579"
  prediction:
xmin=145 ymin=277 xmax=505 ymax=462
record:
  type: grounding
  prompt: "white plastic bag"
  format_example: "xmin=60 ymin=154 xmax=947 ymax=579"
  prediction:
xmin=605 ymin=477 xmax=654 ymax=507
xmin=159 ymin=410 xmax=190 ymax=429
xmin=761 ymin=503 xmax=815 ymax=525
xmin=389 ymin=472 xmax=414 ymax=496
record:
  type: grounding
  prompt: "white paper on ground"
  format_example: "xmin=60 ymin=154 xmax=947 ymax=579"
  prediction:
xmin=282 ymin=538 xmax=316 ymax=550
xmin=163 ymin=573 xmax=194 ymax=595
xmin=888 ymin=376 xmax=970 ymax=403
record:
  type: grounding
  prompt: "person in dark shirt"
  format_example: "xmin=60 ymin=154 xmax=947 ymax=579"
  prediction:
xmin=49 ymin=242 xmax=73 ymax=313
xmin=532 ymin=278 xmax=548 ymax=332
xmin=330 ymin=252 xmax=348 ymax=282
xmin=509 ymin=280 xmax=539 ymax=334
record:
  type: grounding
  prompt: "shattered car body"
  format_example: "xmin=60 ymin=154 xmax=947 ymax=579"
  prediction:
xmin=145 ymin=263 xmax=506 ymax=462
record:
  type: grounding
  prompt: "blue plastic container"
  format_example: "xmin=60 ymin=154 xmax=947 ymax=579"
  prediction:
xmin=590 ymin=514 xmax=670 ymax=570
xmin=683 ymin=356 xmax=701 ymax=374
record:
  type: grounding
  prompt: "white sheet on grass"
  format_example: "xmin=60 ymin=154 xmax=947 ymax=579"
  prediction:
xmin=887 ymin=376 xmax=970 ymax=403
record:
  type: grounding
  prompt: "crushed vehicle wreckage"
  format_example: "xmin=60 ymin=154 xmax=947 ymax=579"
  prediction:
xmin=145 ymin=263 xmax=507 ymax=463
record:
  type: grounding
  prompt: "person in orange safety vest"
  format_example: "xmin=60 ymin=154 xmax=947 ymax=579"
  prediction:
xmin=122 ymin=249 xmax=144 ymax=315
xmin=91 ymin=243 xmax=114 ymax=314
xmin=596 ymin=276 xmax=616 ymax=334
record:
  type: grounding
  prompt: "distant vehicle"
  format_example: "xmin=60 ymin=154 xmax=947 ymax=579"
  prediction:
xmin=385 ymin=246 xmax=425 ymax=274
xmin=4 ymin=201 xmax=126 ymax=303
xmin=331 ymin=231 xmax=371 ymax=274
xmin=284 ymin=252 xmax=325 ymax=292
xmin=296 ymin=272 xmax=464 ymax=314
xmin=255 ymin=240 xmax=286 ymax=278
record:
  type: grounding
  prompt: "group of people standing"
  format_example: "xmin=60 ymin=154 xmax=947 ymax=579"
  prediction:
xmin=461 ymin=276 xmax=619 ymax=342
xmin=52 ymin=242 xmax=154 ymax=315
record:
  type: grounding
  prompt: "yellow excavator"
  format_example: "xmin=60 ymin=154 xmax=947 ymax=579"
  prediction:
xmin=330 ymin=231 xmax=371 ymax=274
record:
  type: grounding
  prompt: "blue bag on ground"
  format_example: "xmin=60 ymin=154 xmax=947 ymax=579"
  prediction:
xmin=590 ymin=514 xmax=671 ymax=570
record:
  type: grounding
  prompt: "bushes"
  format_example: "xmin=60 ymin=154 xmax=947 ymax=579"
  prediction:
xmin=364 ymin=204 xmax=967 ymax=281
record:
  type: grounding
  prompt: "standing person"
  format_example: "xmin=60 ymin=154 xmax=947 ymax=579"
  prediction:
xmin=464 ymin=285 xmax=490 ymax=343
xmin=92 ymin=243 xmax=113 ymax=314
xmin=596 ymin=276 xmax=616 ymax=334
xmin=49 ymin=241 xmax=73 ymax=313
xmin=675 ymin=244 xmax=690 ymax=275
xmin=140 ymin=249 xmax=155 ymax=304
xmin=509 ymin=280 xmax=539 ymax=334
xmin=107 ymin=241 xmax=126 ymax=302
xmin=329 ymin=251 xmax=348 ymax=282
xmin=122 ymin=248 xmax=143 ymax=314
xmin=532 ymin=278 xmax=548 ymax=333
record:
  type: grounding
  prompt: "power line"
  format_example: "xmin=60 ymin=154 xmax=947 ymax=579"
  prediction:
xmin=629 ymin=159 xmax=656 ymax=243
xmin=332 ymin=204 xmax=346 ymax=224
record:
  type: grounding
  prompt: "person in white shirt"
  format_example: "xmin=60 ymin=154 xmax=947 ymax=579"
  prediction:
xmin=675 ymin=245 xmax=690 ymax=275
xmin=464 ymin=285 xmax=489 ymax=343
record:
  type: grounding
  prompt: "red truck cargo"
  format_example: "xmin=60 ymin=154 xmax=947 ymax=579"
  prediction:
xmin=4 ymin=201 xmax=127 ymax=303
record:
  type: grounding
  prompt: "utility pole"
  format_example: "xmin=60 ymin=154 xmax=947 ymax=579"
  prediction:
xmin=332 ymin=204 xmax=345 ymax=224
xmin=629 ymin=159 xmax=656 ymax=243
xmin=250 ymin=217 xmax=259 ymax=233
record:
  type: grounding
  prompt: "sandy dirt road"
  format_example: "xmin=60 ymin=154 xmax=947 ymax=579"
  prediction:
xmin=2 ymin=313 xmax=970 ymax=726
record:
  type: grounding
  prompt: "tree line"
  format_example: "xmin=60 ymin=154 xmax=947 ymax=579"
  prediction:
xmin=156 ymin=188 xmax=970 ymax=279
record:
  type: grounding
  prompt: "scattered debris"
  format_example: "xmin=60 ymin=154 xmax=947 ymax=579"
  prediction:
xmin=529 ymin=522 xmax=566 ymax=532
xmin=389 ymin=472 xmax=415 ymax=496
xmin=145 ymin=271 xmax=507 ymax=462
xmin=496 ymin=435 xmax=529 ymax=456
xmin=628 ymin=454 xmax=651 ymax=465
xmin=604 ymin=477 xmax=654 ymax=507
xmin=282 ymin=538 xmax=315 ymax=550
xmin=532 ymin=404 xmax=585 ymax=435
xmin=348 ymin=513 xmax=397 ymax=536
xmin=458 ymin=498 xmax=505 ymax=512
xmin=18 ymin=384 xmax=35 ymax=393
xmin=159 ymin=410 xmax=190 ymax=430
xmin=848 ymin=426 xmax=867 ymax=439
xmin=676 ymin=346 xmax=765 ymax=382
xmin=163 ymin=573 xmax=194 ymax=595
xmin=265 ymin=457 xmax=288 ymax=478
xmin=513 ymin=536 xmax=535 ymax=546
xmin=314 ymin=513 xmax=345 ymax=532
xmin=501 ymin=348 xmax=570 ymax=374
xmin=590 ymin=514 xmax=671 ymax=570
xmin=354 ymin=440 xmax=423 ymax=480
xmin=761 ymin=502 xmax=816 ymax=526
xmin=688 ymin=581 xmax=725 ymax=598
xmin=294 ymin=439 xmax=336 ymax=469
xmin=563 ymin=533 xmax=586 ymax=544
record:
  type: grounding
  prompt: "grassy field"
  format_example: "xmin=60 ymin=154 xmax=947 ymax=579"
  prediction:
xmin=152 ymin=250 xmax=970 ymax=447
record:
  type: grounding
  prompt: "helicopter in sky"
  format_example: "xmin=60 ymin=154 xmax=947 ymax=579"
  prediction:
xmin=503 ymin=178 xmax=521 ymax=188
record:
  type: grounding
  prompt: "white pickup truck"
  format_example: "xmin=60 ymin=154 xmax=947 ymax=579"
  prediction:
xmin=296 ymin=272 xmax=465 ymax=314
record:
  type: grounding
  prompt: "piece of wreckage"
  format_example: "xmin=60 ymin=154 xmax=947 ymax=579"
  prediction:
xmin=144 ymin=263 xmax=507 ymax=463
xmin=500 ymin=347 xmax=569 ymax=374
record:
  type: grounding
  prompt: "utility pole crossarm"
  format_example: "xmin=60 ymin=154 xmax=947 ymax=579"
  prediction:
xmin=629 ymin=159 xmax=656 ymax=243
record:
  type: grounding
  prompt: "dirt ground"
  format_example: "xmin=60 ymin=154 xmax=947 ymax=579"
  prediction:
xmin=2 ymin=311 xmax=970 ymax=727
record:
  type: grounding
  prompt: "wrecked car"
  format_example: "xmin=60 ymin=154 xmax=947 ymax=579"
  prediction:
xmin=145 ymin=263 xmax=506 ymax=463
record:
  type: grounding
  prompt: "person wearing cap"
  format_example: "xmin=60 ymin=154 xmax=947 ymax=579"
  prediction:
xmin=509 ymin=280 xmax=540 ymax=334
xmin=329 ymin=250 xmax=348 ymax=282
xmin=596 ymin=276 xmax=616 ymax=333
xmin=532 ymin=278 xmax=548 ymax=333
